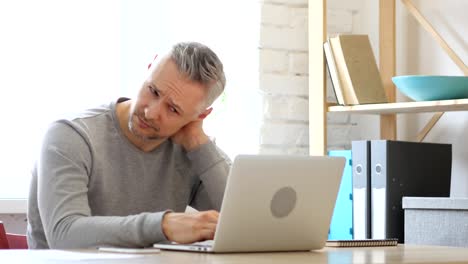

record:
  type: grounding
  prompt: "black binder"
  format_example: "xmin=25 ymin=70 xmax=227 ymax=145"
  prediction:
xmin=370 ymin=140 xmax=451 ymax=243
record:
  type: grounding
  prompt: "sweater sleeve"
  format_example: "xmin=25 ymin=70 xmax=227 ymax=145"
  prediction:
xmin=37 ymin=122 xmax=169 ymax=249
xmin=186 ymin=140 xmax=231 ymax=211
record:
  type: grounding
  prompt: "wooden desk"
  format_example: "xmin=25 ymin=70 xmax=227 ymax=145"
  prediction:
xmin=1 ymin=245 xmax=468 ymax=263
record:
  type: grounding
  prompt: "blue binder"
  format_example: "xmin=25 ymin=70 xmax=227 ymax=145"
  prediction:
xmin=328 ymin=150 xmax=353 ymax=240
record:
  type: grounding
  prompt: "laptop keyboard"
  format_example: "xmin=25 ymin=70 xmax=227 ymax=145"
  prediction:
xmin=191 ymin=240 xmax=214 ymax=248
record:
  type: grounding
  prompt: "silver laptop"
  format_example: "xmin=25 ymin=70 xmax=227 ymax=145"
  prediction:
xmin=153 ymin=154 xmax=346 ymax=253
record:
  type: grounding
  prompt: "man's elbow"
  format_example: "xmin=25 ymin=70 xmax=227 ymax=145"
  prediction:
xmin=46 ymin=217 xmax=90 ymax=249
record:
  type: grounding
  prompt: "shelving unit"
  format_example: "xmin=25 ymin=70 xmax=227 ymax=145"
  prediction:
xmin=308 ymin=0 xmax=396 ymax=155
xmin=328 ymin=99 xmax=468 ymax=115
xmin=308 ymin=0 xmax=467 ymax=155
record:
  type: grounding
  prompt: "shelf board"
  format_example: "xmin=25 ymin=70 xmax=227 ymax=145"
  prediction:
xmin=328 ymin=98 xmax=468 ymax=114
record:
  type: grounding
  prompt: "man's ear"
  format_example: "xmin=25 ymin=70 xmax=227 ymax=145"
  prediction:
xmin=198 ymin=107 xmax=213 ymax=120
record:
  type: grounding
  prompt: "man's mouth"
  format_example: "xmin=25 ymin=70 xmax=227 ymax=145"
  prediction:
xmin=137 ymin=116 xmax=152 ymax=129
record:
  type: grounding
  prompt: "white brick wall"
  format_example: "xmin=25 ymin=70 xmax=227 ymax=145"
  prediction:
xmin=259 ymin=50 xmax=288 ymax=73
xmin=263 ymin=95 xmax=308 ymax=121
xmin=261 ymin=4 xmax=289 ymax=25
xmin=259 ymin=0 xmax=358 ymax=154
xmin=263 ymin=0 xmax=308 ymax=6
xmin=289 ymin=52 xmax=308 ymax=75
xmin=261 ymin=122 xmax=308 ymax=146
xmin=260 ymin=74 xmax=308 ymax=95
xmin=260 ymin=27 xmax=308 ymax=51
xmin=259 ymin=0 xmax=308 ymax=154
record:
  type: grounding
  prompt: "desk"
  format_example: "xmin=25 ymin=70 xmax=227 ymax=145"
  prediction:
xmin=1 ymin=245 xmax=468 ymax=263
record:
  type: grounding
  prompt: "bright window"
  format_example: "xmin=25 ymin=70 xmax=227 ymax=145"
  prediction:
xmin=0 ymin=0 xmax=261 ymax=199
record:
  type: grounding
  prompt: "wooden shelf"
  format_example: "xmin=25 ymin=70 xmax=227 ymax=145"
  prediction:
xmin=328 ymin=98 xmax=468 ymax=114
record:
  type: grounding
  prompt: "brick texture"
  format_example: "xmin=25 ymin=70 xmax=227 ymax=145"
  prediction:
xmin=259 ymin=0 xmax=358 ymax=154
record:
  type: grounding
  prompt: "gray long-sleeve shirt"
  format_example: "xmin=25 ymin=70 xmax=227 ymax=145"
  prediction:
xmin=27 ymin=98 xmax=230 ymax=249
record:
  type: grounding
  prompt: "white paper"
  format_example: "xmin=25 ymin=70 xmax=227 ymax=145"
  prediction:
xmin=99 ymin=247 xmax=161 ymax=254
xmin=36 ymin=250 xmax=143 ymax=261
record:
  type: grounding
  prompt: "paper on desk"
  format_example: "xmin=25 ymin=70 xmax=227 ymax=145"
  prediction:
xmin=99 ymin=247 xmax=161 ymax=254
xmin=33 ymin=250 xmax=144 ymax=261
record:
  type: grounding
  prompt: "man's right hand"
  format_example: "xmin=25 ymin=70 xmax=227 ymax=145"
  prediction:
xmin=161 ymin=210 xmax=219 ymax=244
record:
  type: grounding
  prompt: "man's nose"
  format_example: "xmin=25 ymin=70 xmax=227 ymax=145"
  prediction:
xmin=145 ymin=101 xmax=163 ymax=120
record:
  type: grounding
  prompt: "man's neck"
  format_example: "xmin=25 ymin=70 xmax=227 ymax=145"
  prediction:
xmin=115 ymin=100 xmax=166 ymax=152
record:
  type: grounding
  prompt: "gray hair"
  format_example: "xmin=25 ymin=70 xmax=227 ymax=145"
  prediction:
xmin=170 ymin=42 xmax=226 ymax=108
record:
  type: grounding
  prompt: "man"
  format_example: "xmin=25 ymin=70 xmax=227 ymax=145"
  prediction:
xmin=27 ymin=42 xmax=231 ymax=249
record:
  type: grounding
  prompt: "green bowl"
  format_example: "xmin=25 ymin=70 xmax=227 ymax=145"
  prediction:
xmin=392 ymin=75 xmax=468 ymax=101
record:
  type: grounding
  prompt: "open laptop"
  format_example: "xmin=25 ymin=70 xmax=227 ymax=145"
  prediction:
xmin=153 ymin=154 xmax=346 ymax=253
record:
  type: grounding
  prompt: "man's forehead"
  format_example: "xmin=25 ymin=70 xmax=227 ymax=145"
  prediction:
xmin=146 ymin=81 xmax=206 ymax=117
xmin=148 ymin=55 xmax=172 ymax=78
xmin=148 ymin=55 xmax=208 ymax=112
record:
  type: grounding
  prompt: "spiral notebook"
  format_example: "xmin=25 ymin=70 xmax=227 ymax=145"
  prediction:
xmin=326 ymin=238 xmax=398 ymax=247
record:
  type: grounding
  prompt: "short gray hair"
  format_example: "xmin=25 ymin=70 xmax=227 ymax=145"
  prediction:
xmin=170 ymin=42 xmax=226 ymax=108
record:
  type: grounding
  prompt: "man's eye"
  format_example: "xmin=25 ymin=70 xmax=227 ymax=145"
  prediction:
xmin=169 ymin=106 xmax=178 ymax=114
xmin=149 ymin=87 xmax=159 ymax=96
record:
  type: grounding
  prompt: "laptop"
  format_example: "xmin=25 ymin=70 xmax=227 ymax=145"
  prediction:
xmin=153 ymin=154 xmax=346 ymax=253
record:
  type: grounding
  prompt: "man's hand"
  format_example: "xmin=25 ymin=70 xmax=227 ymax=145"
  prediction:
xmin=171 ymin=119 xmax=210 ymax=151
xmin=161 ymin=211 xmax=219 ymax=244
xmin=171 ymin=107 xmax=213 ymax=151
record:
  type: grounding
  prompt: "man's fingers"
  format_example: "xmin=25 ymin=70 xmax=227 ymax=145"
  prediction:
xmin=162 ymin=211 xmax=220 ymax=244
xmin=197 ymin=210 xmax=219 ymax=224
xmin=193 ymin=215 xmax=217 ymax=241
xmin=199 ymin=225 xmax=217 ymax=240
xmin=203 ymin=222 xmax=217 ymax=232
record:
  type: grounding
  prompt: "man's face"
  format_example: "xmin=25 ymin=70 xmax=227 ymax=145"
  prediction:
xmin=128 ymin=57 xmax=207 ymax=141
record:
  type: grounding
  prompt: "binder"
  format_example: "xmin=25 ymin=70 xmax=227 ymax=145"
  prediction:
xmin=370 ymin=140 xmax=452 ymax=243
xmin=351 ymin=141 xmax=372 ymax=239
xmin=328 ymin=150 xmax=353 ymax=240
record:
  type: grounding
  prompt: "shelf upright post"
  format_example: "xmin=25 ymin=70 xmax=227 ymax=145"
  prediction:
xmin=308 ymin=0 xmax=327 ymax=155
xmin=380 ymin=0 xmax=397 ymax=140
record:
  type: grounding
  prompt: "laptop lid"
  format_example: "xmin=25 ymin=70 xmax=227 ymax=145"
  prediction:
xmin=154 ymin=154 xmax=345 ymax=253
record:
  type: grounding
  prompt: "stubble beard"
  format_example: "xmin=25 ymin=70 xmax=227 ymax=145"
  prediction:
xmin=128 ymin=112 xmax=165 ymax=142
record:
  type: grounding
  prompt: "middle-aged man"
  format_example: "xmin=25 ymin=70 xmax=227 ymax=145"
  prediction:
xmin=27 ymin=42 xmax=231 ymax=249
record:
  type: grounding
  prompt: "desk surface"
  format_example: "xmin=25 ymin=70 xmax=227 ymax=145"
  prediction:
xmin=1 ymin=245 xmax=468 ymax=263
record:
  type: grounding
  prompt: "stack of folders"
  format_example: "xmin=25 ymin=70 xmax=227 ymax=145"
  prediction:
xmin=351 ymin=140 xmax=452 ymax=243
xmin=323 ymin=34 xmax=388 ymax=105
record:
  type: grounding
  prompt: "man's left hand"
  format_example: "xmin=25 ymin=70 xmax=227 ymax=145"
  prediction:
xmin=171 ymin=119 xmax=209 ymax=151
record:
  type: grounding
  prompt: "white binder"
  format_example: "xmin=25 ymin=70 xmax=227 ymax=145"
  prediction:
xmin=351 ymin=140 xmax=371 ymax=239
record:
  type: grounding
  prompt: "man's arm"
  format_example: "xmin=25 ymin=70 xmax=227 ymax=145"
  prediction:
xmin=186 ymin=141 xmax=231 ymax=210
xmin=164 ymin=115 xmax=231 ymax=243
xmin=170 ymin=115 xmax=231 ymax=211
xmin=161 ymin=141 xmax=230 ymax=243
xmin=37 ymin=122 xmax=168 ymax=248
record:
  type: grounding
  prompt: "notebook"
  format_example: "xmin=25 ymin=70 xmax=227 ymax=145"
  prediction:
xmin=153 ymin=154 xmax=346 ymax=253
xmin=326 ymin=238 xmax=398 ymax=247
